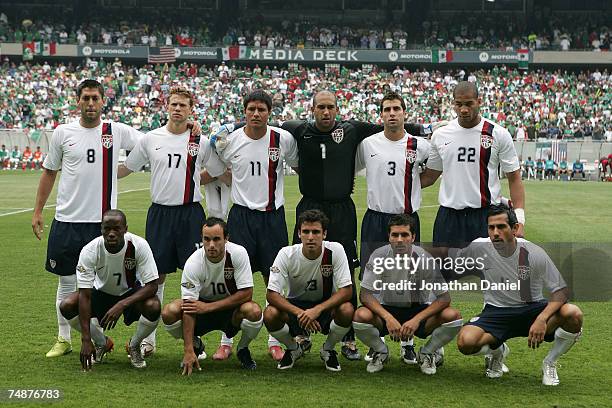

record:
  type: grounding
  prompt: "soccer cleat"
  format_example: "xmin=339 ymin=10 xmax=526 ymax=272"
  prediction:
xmin=485 ymin=343 xmax=509 ymax=379
xmin=140 ymin=339 xmax=156 ymax=358
xmin=277 ymin=345 xmax=305 ymax=370
xmin=366 ymin=347 xmax=390 ymax=373
xmin=340 ymin=341 xmax=361 ymax=361
xmin=46 ymin=336 xmax=72 ymax=358
xmin=268 ymin=345 xmax=285 ymax=361
xmin=542 ymin=360 xmax=560 ymax=386
xmin=364 ymin=347 xmax=375 ymax=363
xmin=320 ymin=349 xmax=341 ymax=372
xmin=126 ymin=339 xmax=147 ymax=369
xmin=95 ymin=336 xmax=115 ymax=363
xmin=418 ymin=348 xmax=437 ymax=375
xmin=400 ymin=344 xmax=417 ymax=365
xmin=484 ymin=355 xmax=509 ymax=373
xmin=212 ymin=344 xmax=232 ymax=361
xmin=237 ymin=347 xmax=257 ymax=370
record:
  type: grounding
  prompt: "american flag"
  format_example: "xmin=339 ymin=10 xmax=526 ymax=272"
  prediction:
xmin=551 ymin=140 xmax=568 ymax=162
xmin=148 ymin=47 xmax=176 ymax=64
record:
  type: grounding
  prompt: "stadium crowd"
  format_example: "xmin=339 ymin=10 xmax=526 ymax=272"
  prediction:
xmin=0 ymin=60 xmax=609 ymax=141
xmin=0 ymin=9 xmax=610 ymax=51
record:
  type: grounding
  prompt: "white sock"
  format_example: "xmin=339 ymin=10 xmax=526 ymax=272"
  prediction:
xmin=474 ymin=344 xmax=493 ymax=356
xmin=544 ymin=327 xmax=581 ymax=363
xmin=401 ymin=337 xmax=413 ymax=347
xmin=220 ymin=332 xmax=234 ymax=346
xmin=90 ymin=318 xmax=107 ymax=347
xmin=130 ymin=316 xmax=160 ymax=348
xmin=353 ymin=322 xmax=386 ymax=353
xmin=265 ymin=300 xmax=281 ymax=347
xmin=323 ymin=321 xmax=351 ymax=351
xmin=56 ymin=275 xmax=76 ymax=341
xmin=421 ymin=319 xmax=463 ymax=354
xmin=164 ymin=320 xmax=183 ymax=340
xmin=237 ymin=316 xmax=263 ymax=351
xmin=142 ymin=282 xmax=164 ymax=346
xmin=269 ymin=324 xmax=297 ymax=350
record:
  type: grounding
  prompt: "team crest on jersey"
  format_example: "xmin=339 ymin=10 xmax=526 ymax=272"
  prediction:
xmin=270 ymin=266 xmax=280 ymax=274
xmin=224 ymin=267 xmax=234 ymax=280
xmin=268 ymin=147 xmax=281 ymax=162
xmin=50 ymin=259 xmax=56 ymax=269
xmin=101 ymin=134 xmax=113 ymax=149
xmin=331 ymin=128 xmax=344 ymax=144
xmin=320 ymin=264 xmax=333 ymax=277
xmin=480 ymin=134 xmax=494 ymax=149
xmin=181 ymin=281 xmax=195 ymax=289
xmin=77 ymin=265 xmax=85 ymax=273
xmin=124 ymin=257 xmax=136 ymax=271
xmin=187 ymin=142 xmax=200 ymax=157
xmin=405 ymin=148 xmax=417 ymax=164
xmin=517 ymin=265 xmax=531 ymax=280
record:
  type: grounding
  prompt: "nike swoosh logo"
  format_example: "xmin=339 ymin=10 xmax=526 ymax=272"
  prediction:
xmin=97 ymin=266 xmax=105 ymax=270
xmin=234 ymin=155 xmax=241 ymax=158
xmin=352 ymin=259 xmax=359 ymax=263
xmin=443 ymin=141 xmax=452 ymax=146
xmin=370 ymin=154 xmax=378 ymax=157
xmin=155 ymin=147 xmax=162 ymax=150
xmin=303 ymin=135 xmax=312 ymax=139
xmin=68 ymin=143 xmax=76 ymax=146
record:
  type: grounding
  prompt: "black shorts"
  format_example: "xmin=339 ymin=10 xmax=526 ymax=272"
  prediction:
xmin=359 ymin=209 xmax=420 ymax=279
xmin=227 ymin=204 xmax=288 ymax=276
xmin=286 ymin=299 xmax=334 ymax=337
xmin=146 ymin=202 xmax=205 ymax=275
xmin=433 ymin=206 xmax=488 ymax=248
xmin=90 ymin=287 xmax=143 ymax=326
xmin=545 ymin=169 xmax=555 ymax=176
xmin=377 ymin=304 xmax=429 ymax=339
xmin=293 ymin=196 xmax=359 ymax=269
xmin=46 ymin=219 xmax=101 ymax=276
xmin=194 ymin=303 xmax=240 ymax=338
xmin=465 ymin=302 xmax=555 ymax=347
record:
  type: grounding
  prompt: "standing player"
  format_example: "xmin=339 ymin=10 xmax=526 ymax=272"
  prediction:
xmin=354 ymin=214 xmax=462 ymax=374
xmin=455 ymin=205 xmax=583 ymax=385
xmin=120 ymin=86 xmax=221 ymax=357
xmin=162 ymin=218 xmax=263 ymax=374
xmin=59 ymin=210 xmax=160 ymax=370
xmin=212 ymin=90 xmax=298 ymax=361
xmin=421 ymin=81 xmax=525 ymax=249
xmin=32 ymin=79 xmax=142 ymax=358
xmin=264 ymin=210 xmax=354 ymax=371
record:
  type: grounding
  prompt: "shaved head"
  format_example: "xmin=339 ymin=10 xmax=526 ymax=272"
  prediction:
xmin=453 ymin=81 xmax=479 ymax=99
xmin=313 ymin=90 xmax=337 ymax=107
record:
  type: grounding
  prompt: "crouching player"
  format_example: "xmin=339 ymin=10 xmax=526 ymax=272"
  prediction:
xmin=264 ymin=210 xmax=354 ymax=371
xmin=456 ymin=204 xmax=583 ymax=385
xmin=162 ymin=218 xmax=263 ymax=375
xmin=59 ymin=210 xmax=160 ymax=371
xmin=353 ymin=214 xmax=463 ymax=374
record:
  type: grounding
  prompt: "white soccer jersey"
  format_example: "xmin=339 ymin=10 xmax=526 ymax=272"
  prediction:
xmin=180 ymin=242 xmax=253 ymax=301
xmin=216 ymin=126 xmax=298 ymax=211
xmin=125 ymin=127 xmax=224 ymax=206
xmin=356 ymin=132 xmax=431 ymax=214
xmin=361 ymin=244 xmax=442 ymax=307
xmin=455 ymin=238 xmax=566 ymax=307
xmin=43 ymin=121 xmax=141 ymax=222
xmin=76 ymin=232 xmax=159 ymax=296
xmin=268 ymin=241 xmax=352 ymax=302
xmin=204 ymin=180 xmax=232 ymax=219
xmin=426 ymin=118 xmax=520 ymax=210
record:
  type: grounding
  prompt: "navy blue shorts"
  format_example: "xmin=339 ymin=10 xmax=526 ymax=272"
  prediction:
xmin=433 ymin=206 xmax=488 ymax=248
xmin=194 ymin=302 xmax=240 ymax=338
xmin=286 ymin=298 xmax=334 ymax=336
xmin=359 ymin=209 xmax=420 ymax=279
xmin=465 ymin=302 xmax=555 ymax=346
xmin=146 ymin=202 xmax=205 ymax=275
xmin=227 ymin=204 xmax=288 ymax=277
xmin=90 ymin=287 xmax=143 ymax=326
xmin=377 ymin=304 xmax=429 ymax=339
xmin=46 ymin=219 xmax=101 ymax=276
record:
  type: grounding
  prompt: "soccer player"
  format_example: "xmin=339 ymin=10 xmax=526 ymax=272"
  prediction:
xmin=31 ymin=146 xmax=44 ymax=170
xmin=535 ymin=159 xmax=545 ymax=180
xmin=524 ymin=156 xmax=535 ymax=180
xmin=59 ymin=210 xmax=160 ymax=371
xmin=264 ymin=209 xmax=354 ymax=371
xmin=120 ymin=86 xmax=222 ymax=357
xmin=557 ymin=157 xmax=569 ymax=181
xmin=544 ymin=155 xmax=556 ymax=180
xmin=421 ymin=81 xmax=526 ymax=249
xmin=9 ymin=145 xmax=21 ymax=170
xmin=161 ymin=218 xmax=263 ymax=375
xmin=0 ymin=144 xmax=8 ymax=169
xmin=32 ymin=79 xmax=142 ymax=358
xmin=21 ymin=146 xmax=32 ymax=171
xmin=455 ymin=205 xmax=583 ymax=385
xmin=212 ymin=89 xmax=298 ymax=361
xmin=354 ymin=214 xmax=462 ymax=374
xmin=570 ymin=159 xmax=585 ymax=180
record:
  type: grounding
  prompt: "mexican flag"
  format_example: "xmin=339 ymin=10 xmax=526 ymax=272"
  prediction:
xmin=221 ymin=46 xmax=239 ymax=60
xmin=432 ymin=49 xmax=453 ymax=63
xmin=22 ymin=42 xmax=34 ymax=60
xmin=22 ymin=41 xmax=56 ymax=59
xmin=517 ymin=48 xmax=529 ymax=70
xmin=42 ymin=42 xmax=57 ymax=56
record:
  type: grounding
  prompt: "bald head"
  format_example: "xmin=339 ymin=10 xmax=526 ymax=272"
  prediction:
xmin=312 ymin=90 xmax=337 ymax=107
xmin=453 ymin=81 xmax=479 ymax=99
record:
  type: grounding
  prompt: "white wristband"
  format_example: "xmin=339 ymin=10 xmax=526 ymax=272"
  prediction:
xmin=515 ymin=208 xmax=525 ymax=225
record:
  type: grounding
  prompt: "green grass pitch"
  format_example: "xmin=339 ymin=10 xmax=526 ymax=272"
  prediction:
xmin=0 ymin=172 xmax=610 ymax=407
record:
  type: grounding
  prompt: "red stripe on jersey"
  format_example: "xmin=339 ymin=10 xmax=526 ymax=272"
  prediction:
xmin=101 ymin=123 xmax=113 ymax=217
xmin=183 ymin=131 xmax=200 ymax=205
xmin=479 ymin=121 xmax=494 ymax=208
xmin=224 ymin=251 xmax=238 ymax=295
xmin=403 ymin=137 xmax=418 ymax=214
xmin=518 ymin=247 xmax=532 ymax=302
xmin=124 ymin=240 xmax=137 ymax=289
xmin=266 ymin=130 xmax=281 ymax=211
xmin=321 ymin=247 xmax=333 ymax=301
